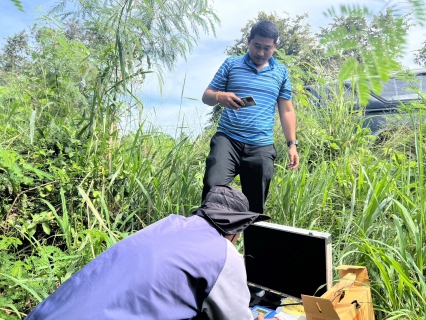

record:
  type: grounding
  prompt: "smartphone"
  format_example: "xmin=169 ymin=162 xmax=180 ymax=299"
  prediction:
xmin=240 ymin=96 xmax=257 ymax=107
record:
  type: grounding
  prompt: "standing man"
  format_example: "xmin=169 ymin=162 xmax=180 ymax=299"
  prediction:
xmin=202 ymin=20 xmax=299 ymax=214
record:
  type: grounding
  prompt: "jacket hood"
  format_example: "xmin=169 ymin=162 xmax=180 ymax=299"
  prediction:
xmin=191 ymin=186 xmax=271 ymax=235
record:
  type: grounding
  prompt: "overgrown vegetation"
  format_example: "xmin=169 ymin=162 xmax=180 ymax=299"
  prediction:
xmin=1 ymin=0 xmax=426 ymax=319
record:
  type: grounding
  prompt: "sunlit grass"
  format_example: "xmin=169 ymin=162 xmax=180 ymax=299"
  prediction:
xmin=1 ymin=55 xmax=426 ymax=320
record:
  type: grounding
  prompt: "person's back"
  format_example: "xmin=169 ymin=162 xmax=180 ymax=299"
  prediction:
xmin=26 ymin=186 xmax=268 ymax=320
xmin=26 ymin=214 xmax=228 ymax=320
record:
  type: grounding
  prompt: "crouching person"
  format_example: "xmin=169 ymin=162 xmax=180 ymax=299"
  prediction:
xmin=26 ymin=186 xmax=271 ymax=320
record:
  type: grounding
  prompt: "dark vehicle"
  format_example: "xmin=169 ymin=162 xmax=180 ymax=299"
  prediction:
xmin=304 ymin=68 xmax=426 ymax=134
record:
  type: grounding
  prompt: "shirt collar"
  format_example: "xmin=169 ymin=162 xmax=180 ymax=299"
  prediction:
xmin=243 ymin=52 xmax=276 ymax=71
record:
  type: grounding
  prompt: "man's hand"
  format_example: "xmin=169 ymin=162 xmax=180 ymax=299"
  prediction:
xmin=287 ymin=145 xmax=299 ymax=170
xmin=257 ymin=313 xmax=279 ymax=320
xmin=216 ymin=91 xmax=244 ymax=110
xmin=202 ymin=88 xmax=243 ymax=110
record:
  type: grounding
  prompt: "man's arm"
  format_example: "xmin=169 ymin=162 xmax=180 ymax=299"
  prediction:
xmin=201 ymin=241 xmax=253 ymax=320
xmin=202 ymin=87 xmax=244 ymax=110
xmin=277 ymin=97 xmax=299 ymax=170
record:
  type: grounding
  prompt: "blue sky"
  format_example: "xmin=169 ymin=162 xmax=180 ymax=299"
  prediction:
xmin=0 ymin=1 xmax=56 ymax=39
xmin=1 ymin=0 xmax=425 ymax=137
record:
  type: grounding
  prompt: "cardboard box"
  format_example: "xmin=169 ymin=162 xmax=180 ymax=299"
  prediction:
xmin=301 ymin=265 xmax=374 ymax=320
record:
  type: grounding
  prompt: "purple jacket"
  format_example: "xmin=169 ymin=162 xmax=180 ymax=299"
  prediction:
xmin=26 ymin=215 xmax=252 ymax=320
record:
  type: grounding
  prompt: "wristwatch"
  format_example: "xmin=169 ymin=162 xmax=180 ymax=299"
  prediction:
xmin=287 ymin=140 xmax=298 ymax=147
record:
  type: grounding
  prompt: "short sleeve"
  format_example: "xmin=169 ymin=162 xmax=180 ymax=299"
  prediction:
xmin=279 ymin=67 xmax=292 ymax=100
xmin=208 ymin=58 xmax=233 ymax=92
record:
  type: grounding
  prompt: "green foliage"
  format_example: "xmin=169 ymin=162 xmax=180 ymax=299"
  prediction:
xmin=44 ymin=0 xmax=219 ymax=136
xmin=10 ymin=0 xmax=24 ymax=12
xmin=225 ymin=11 xmax=318 ymax=59
xmin=1 ymin=1 xmax=426 ymax=319
xmin=0 ymin=148 xmax=53 ymax=195
xmin=414 ymin=37 xmax=426 ymax=66
xmin=0 ymin=1 xmax=218 ymax=316
xmin=0 ymin=236 xmax=22 ymax=250
xmin=0 ymin=31 xmax=29 ymax=73
xmin=320 ymin=4 xmax=419 ymax=105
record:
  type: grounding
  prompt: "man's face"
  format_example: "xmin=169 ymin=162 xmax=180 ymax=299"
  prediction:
xmin=247 ymin=35 xmax=277 ymax=67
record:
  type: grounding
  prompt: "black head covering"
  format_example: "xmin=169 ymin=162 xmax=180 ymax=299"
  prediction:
xmin=192 ymin=185 xmax=271 ymax=235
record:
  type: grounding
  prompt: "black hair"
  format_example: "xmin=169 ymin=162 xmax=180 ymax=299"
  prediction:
xmin=249 ymin=20 xmax=279 ymax=43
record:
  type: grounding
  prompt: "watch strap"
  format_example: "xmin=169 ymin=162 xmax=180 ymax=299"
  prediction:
xmin=287 ymin=140 xmax=298 ymax=147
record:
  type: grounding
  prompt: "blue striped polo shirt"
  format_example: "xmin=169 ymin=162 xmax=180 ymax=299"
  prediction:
xmin=208 ymin=53 xmax=292 ymax=146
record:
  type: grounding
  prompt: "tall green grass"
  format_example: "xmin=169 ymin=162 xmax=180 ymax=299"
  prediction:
xmin=268 ymin=84 xmax=426 ymax=319
xmin=2 ymin=45 xmax=426 ymax=320
xmin=3 ymin=79 xmax=426 ymax=319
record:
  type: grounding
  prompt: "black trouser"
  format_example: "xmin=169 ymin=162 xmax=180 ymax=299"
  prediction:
xmin=202 ymin=132 xmax=277 ymax=213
